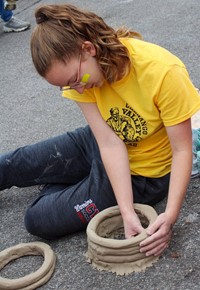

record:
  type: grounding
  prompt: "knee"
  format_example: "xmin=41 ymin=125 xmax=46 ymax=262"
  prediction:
xmin=24 ymin=207 xmax=54 ymax=240
xmin=24 ymin=207 xmax=42 ymax=237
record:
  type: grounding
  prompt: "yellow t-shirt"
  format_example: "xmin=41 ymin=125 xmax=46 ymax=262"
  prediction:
xmin=63 ymin=38 xmax=200 ymax=177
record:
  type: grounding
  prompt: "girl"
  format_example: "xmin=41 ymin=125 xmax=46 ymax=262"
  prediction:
xmin=1 ymin=4 xmax=200 ymax=257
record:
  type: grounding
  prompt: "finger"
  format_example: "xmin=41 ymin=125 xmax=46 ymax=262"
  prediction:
xmin=140 ymin=230 xmax=171 ymax=248
xmin=126 ymin=229 xmax=143 ymax=239
xmin=126 ymin=231 xmax=139 ymax=239
xmin=146 ymin=243 xmax=169 ymax=256
xmin=140 ymin=235 xmax=170 ymax=253
xmin=125 ymin=225 xmax=144 ymax=239
xmin=153 ymin=242 xmax=170 ymax=256
xmin=145 ymin=241 xmax=169 ymax=256
xmin=146 ymin=220 xmax=172 ymax=236
xmin=141 ymin=224 xmax=173 ymax=247
xmin=140 ymin=231 xmax=166 ymax=247
xmin=146 ymin=219 xmax=162 ymax=235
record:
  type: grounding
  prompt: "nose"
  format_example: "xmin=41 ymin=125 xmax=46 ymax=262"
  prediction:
xmin=74 ymin=87 xmax=85 ymax=94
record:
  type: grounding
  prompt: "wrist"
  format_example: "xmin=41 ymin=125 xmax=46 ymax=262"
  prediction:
xmin=164 ymin=208 xmax=179 ymax=225
xmin=165 ymin=197 xmax=184 ymax=224
xmin=120 ymin=206 xmax=137 ymax=220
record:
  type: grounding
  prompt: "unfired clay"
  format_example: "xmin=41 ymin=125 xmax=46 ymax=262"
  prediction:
xmin=86 ymin=204 xmax=159 ymax=275
xmin=0 ymin=242 xmax=56 ymax=290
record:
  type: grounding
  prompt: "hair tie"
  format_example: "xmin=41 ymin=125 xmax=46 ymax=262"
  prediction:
xmin=36 ymin=13 xmax=48 ymax=24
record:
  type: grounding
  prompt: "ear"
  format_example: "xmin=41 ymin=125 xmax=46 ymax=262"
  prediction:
xmin=81 ymin=41 xmax=96 ymax=58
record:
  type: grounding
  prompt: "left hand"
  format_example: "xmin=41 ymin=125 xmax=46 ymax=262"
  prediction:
xmin=140 ymin=213 xmax=173 ymax=256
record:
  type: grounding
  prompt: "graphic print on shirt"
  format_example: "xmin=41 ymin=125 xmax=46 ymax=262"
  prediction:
xmin=106 ymin=103 xmax=148 ymax=146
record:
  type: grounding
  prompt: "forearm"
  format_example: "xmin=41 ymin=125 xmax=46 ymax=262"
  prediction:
xmin=77 ymin=102 xmax=135 ymax=216
xmin=100 ymin=141 xmax=135 ymax=216
xmin=165 ymin=149 xmax=192 ymax=224
xmin=100 ymin=142 xmax=144 ymax=237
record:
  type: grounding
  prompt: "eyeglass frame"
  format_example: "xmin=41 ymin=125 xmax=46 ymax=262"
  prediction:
xmin=60 ymin=54 xmax=87 ymax=91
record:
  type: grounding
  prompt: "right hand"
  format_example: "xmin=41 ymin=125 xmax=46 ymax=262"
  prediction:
xmin=123 ymin=211 xmax=144 ymax=239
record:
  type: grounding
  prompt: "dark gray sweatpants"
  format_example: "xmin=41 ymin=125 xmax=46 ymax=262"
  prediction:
xmin=0 ymin=126 xmax=169 ymax=239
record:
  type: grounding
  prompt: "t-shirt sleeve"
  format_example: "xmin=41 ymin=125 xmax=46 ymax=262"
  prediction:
xmin=155 ymin=65 xmax=200 ymax=126
xmin=62 ymin=89 xmax=96 ymax=103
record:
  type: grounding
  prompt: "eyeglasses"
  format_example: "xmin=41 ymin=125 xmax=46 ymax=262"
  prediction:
xmin=60 ymin=54 xmax=90 ymax=92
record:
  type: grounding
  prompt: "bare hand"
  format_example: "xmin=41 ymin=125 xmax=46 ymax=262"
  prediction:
xmin=140 ymin=213 xmax=173 ymax=256
xmin=123 ymin=211 xmax=144 ymax=239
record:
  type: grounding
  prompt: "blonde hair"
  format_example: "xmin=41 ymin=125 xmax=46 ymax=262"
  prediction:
xmin=31 ymin=4 xmax=141 ymax=83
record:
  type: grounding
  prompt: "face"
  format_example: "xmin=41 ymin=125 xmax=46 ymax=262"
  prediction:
xmin=45 ymin=42 xmax=105 ymax=94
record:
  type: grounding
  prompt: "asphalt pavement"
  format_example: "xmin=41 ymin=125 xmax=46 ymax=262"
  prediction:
xmin=0 ymin=0 xmax=200 ymax=289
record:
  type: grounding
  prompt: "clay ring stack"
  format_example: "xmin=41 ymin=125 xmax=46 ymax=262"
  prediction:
xmin=0 ymin=242 xmax=56 ymax=290
xmin=86 ymin=203 xmax=159 ymax=275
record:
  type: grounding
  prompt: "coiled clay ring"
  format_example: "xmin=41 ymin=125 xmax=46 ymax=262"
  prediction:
xmin=0 ymin=242 xmax=56 ymax=290
xmin=86 ymin=203 xmax=159 ymax=275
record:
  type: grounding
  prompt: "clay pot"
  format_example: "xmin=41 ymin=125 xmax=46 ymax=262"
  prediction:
xmin=86 ymin=204 xmax=159 ymax=275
